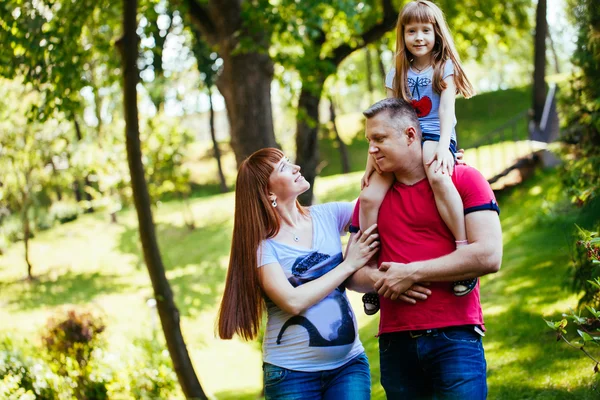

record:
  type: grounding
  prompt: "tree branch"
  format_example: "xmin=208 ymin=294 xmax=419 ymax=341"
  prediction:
xmin=330 ymin=0 xmax=396 ymax=66
xmin=185 ymin=0 xmax=218 ymax=44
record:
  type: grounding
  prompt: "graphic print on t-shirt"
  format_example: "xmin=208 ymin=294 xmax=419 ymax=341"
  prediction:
xmin=408 ymin=76 xmax=432 ymax=117
xmin=275 ymin=251 xmax=356 ymax=347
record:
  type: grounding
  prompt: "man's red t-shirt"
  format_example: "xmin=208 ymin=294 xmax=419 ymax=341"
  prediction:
xmin=352 ymin=164 xmax=499 ymax=335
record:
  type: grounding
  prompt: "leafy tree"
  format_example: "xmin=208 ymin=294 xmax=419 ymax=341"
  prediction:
xmin=0 ymin=79 xmax=69 ymax=279
xmin=190 ymin=28 xmax=228 ymax=193
xmin=183 ymin=0 xmax=278 ymax=166
xmin=117 ymin=0 xmax=207 ymax=397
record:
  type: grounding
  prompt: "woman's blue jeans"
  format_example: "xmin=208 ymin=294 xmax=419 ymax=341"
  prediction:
xmin=263 ymin=353 xmax=371 ymax=400
xmin=379 ymin=326 xmax=487 ymax=399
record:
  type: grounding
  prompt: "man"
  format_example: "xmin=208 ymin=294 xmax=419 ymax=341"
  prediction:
xmin=347 ymin=97 xmax=502 ymax=399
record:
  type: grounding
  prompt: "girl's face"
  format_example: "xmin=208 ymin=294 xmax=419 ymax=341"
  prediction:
xmin=403 ymin=22 xmax=435 ymax=62
xmin=268 ymin=156 xmax=310 ymax=202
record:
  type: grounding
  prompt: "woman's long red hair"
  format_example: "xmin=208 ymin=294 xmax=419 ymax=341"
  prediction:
xmin=217 ymin=148 xmax=306 ymax=340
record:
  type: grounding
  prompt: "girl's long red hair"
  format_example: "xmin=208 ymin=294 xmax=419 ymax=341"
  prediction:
xmin=217 ymin=148 xmax=306 ymax=340
xmin=393 ymin=0 xmax=475 ymax=101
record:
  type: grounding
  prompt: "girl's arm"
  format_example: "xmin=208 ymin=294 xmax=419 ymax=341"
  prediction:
xmin=386 ymin=88 xmax=395 ymax=98
xmin=259 ymin=225 xmax=379 ymax=315
xmin=430 ymin=75 xmax=457 ymax=175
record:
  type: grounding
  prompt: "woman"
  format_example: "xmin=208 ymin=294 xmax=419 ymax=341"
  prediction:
xmin=217 ymin=148 xmax=379 ymax=399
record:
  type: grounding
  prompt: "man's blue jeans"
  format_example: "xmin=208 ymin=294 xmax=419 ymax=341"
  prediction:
xmin=379 ymin=326 xmax=487 ymax=399
xmin=263 ymin=353 xmax=371 ymax=400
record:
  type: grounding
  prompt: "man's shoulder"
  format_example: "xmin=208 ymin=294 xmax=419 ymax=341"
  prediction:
xmin=453 ymin=164 xmax=488 ymax=188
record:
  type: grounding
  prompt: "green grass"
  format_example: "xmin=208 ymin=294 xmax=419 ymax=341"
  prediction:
xmin=2 ymin=165 xmax=600 ymax=398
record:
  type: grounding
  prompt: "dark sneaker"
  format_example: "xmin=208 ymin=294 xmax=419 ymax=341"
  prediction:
xmin=453 ymin=278 xmax=478 ymax=296
xmin=362 ymin=292 xmax=380 ymax=315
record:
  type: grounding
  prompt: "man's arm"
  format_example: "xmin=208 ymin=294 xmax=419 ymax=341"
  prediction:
xmin=375 ymin=210 xmax=502 ymax=300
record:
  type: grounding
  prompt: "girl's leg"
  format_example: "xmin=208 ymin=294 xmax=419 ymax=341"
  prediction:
xmin=423 ymin=141 xmax=476 ymax=296
xmin=358 ymin=172 xmax=393 ymax=315
xmin=422 ymin=141 xmax=466 ymax=242
xmin=359 ymin=171 xmax=394 ymax=231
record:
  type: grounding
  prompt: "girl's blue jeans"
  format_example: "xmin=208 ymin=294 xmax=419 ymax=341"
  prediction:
xmin=263 ymin=352 xmax=371 ymax=400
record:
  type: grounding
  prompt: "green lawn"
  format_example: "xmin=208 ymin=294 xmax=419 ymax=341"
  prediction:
xmin=2 ymin=164 xmax=600 ymax=398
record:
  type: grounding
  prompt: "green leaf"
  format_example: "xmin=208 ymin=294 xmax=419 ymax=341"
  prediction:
xmin=578 ymin=330 xmax=595 ymax=342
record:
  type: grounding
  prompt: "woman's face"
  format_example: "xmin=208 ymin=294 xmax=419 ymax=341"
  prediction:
xmin=268 ymin=156 xmax=310 ymax=202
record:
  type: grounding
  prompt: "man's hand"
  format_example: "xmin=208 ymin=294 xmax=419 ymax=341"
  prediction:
xmin=398 ymin=283 xmax=431 ymax=304
xmin=374 ymin=261 xmax=421 ymax=300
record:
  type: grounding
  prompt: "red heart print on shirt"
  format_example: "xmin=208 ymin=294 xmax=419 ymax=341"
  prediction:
xmin=411 ymin=96 xmax=432 ymax=118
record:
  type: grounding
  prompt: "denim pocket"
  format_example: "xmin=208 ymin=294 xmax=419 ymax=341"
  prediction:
xmin=263 ymin=364 xmax=288 ymax=387
xmin=379 ymin=335 xmax=394 ymax=354
xmin=441 ymin=328 xmax=480 ymax=343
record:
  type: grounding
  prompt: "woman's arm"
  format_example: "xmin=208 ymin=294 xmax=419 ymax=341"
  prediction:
xmin=259 ymin=225 xmax=379 ymax=315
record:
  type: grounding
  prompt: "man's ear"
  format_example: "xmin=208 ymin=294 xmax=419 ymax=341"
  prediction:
xmin=404 ymin=125 xmax=419 ymax=146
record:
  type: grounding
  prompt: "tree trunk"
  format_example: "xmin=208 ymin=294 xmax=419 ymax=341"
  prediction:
xmin=186 ymin=0 xmax=278 ymax=167
xmin=532 ymin=0 xmax=547 ymax=126
xmin=72 ymin=117 xmax=94 ymax=212
xmin=294 ymin=0 xmax=396 ymax=204
xmin=296 ymin=75 xmax=325 ymax=206
xmin=365 ymin=46 xmax=374 ymax=104
xmin=375 ymin=43 xmax=387 ymax=87
xmin=22 ymin=202 xmax=33 ymax=280
xmin=215 ymin=50 xmax=277 ymax=166
xmin=208 ymin=86 xmax=228 ymax=193
xmin=329 ymin=97 xmax=350 ymax=174
xmin=118 ymin=1 xmax=207 ymax=399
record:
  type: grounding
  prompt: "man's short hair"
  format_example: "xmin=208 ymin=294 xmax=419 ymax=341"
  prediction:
xmin=363 ymin=98 xmax=421 ymax=135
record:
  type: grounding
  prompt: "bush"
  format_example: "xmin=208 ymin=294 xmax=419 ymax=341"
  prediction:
xmin=571 ymin=225 xmax=600 ymax=307
xmin=48 ymin=201 xmax=81 ymax=224
xmin=0 ymin=337 xmax=66 ymax=400
xmin=42 ymin=310 xmax=108 ymax=400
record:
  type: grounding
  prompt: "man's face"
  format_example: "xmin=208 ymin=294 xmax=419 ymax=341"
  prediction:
xmin=365 ymin=112 xmax=410 ymax=172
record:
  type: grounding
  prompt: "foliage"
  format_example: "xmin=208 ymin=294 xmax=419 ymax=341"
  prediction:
xmin=49 ymin=201 xmax=82 ymax=225
xmin=570 ymin=225 xmax=600 ymax=307
xmin=141 ymin=117 xmax=193 ymax=204
xmin=0 ymin=337 xmax=66 ymax=400
xmin=0 ymin=330 xmax=181 ymax=400
xmin=42 ymin=309 xmax=108 ymax=400
xmin=546 ymin=305 xmax=600 ymax=379
xmin=558 ymin=0 xmax=600 ymax=205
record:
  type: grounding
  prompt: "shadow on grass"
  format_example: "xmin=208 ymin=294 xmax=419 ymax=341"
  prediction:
xmin=117 ymin=219 xmax=232 ymax=316
xmin=214 ymin=389 xmax=262 ymax=400
xmin=0 ymin=270 xmax=131 ymax=312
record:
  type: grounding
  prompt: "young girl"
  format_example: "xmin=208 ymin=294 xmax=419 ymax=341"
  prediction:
xmin=360 ymin=0 xmax=476 ymax=315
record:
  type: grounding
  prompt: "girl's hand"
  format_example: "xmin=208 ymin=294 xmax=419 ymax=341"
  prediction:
xmin=427 ymin=145 xmax=455 ymax=176
xmin=345 ymin=224 xmax=379 ymax=271
xmin=361 ymin=156 xmax=382 ymax=189
xmin=455 ymin=148 xmax=466 ymax=165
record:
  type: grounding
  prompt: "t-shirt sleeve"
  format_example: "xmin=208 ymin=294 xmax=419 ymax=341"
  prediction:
xmin=454 ymin=165 xmax=500 ymax=215
xmin=321 ymin=202 xmax=355 ymax=235
xmin=350 ymin=200 xmax=361 ymax=232
xmin=257 ymin=240 xmax=278 ymax=267
xmin=443 ymin=59 xmax=455 ymax=80
xmin=385 ymin=68 xmax=395 ymax=90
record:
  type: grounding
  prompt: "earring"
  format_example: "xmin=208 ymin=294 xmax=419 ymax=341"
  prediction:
xmin=272 ymin=199 xmax=277 ymax=207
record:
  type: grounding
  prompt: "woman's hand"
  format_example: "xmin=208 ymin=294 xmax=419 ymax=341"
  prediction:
xmin=345 ymin=224 xmax=379 ymax=271
xmin=427 ymin=145 xmax=455 ymax=176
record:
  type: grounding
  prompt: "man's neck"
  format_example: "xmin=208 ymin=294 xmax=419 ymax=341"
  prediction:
xmin=393 ymin=162 xmax=427 ymax=186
